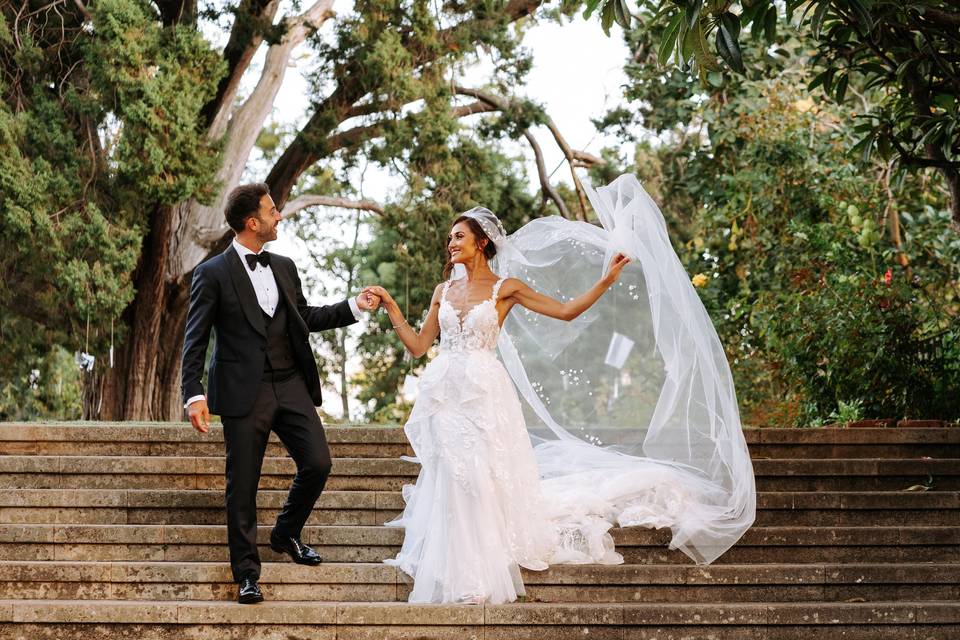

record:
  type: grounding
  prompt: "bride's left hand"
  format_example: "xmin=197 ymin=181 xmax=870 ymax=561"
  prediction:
xmin=357 ymin=289 xmax=382 ymax=311
xmin=362 ymin=285 xmax=395 ymax=310
xmin=603 ymin=253 xmax=631 ymax=285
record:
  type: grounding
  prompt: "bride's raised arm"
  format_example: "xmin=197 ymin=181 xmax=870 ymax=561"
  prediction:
xmin=503 ymin=253 xmax=630 ymax=321
xmin=362 ymin=284 xmax=442 ymax=358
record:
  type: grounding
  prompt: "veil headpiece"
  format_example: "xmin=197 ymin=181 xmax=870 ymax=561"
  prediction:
xmin=451 ymin=206 xmax=522 ymax=279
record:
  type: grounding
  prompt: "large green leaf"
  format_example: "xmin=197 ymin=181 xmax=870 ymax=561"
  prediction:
xmin=582 ymin=0 xmax=604 ymax=20
xmin=613 ymin=0 xmax=631 ymax=29
xmin=763 ymin=5 xmax=778 ymax=42
xmin=847 ymin=0 xmax=873 ymax=30
xmin=601 ymin=0 xmax=616 ymax=36
xmin=693 ymin=19 xmax=721 ymax=72
xmin=681 ymin=20 xmax=696 ymax=67
xmin=658 ymin=11 xmax=684 ymax=66
xmin=716 ymin=12 xmax=746 ymax=74
xmin=834 ymin=72 xmax=848 ymax=103
xmin=810 ymin=1 xmax=831 ymax=39
xmin=685 ymin=0 xmax=704 ymax=32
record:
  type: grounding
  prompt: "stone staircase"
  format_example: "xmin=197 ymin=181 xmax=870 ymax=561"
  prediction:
xmin=0 ymin=421 xmax=956 ymax=639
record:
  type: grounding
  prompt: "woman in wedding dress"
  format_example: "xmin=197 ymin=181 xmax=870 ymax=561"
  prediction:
xmin=367 ymin=214 xmax=631 ymax=604
xmin=366 ymin=174 xmax=756 ymax=605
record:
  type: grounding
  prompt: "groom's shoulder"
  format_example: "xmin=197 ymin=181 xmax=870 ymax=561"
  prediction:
xmin=192 ymin=252 xmax=230 ymax=281
xmin=268 ymin=252 xmax=297 ymax=271
xmin=197 ymin=252 xmax=227 ymax=272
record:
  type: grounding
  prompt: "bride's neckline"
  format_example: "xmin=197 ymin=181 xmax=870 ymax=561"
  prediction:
xmin=442 ymin=278 xmax=504 ymax=331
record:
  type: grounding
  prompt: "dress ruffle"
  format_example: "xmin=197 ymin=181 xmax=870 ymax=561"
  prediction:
xmin=385 ymin=281 xmax=630 ymax=604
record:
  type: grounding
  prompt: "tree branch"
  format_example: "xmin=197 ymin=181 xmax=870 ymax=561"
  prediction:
xmin=71 ymin=0 xmax=90 ymax=21
xmin=454 ymin=85 xmax=601 ymax=220
xmin=264 ymin=0 xmax=543 ymax=208
xmin=523 ymin=130 xmax=572 ymax=218
xmin=202 ymin=0 xmax=281 ymax=129
xmin=918 ymin=7 xmax=960 ymax=31
xmin=543 ymin=120 xmax=594 ymax=221
xmin=282 ymin=194 xmax=386 ymax=217
xmin=168 ymin=0 xmax=335 ymax=280
xmin=153 ymin=0 xmax=195 ymax=26
xmin=209 ymin=0 xmax=333 ymax=141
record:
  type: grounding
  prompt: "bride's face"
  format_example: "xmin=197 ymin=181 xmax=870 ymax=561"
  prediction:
xmin=447 ymin=221 xmax=487 ymax=264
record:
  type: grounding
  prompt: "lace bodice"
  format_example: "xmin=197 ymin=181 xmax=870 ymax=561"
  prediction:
xmin=438 ymin=277 xmax=505 ymax=353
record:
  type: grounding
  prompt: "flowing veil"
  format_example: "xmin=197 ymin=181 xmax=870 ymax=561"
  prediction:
xmin=458 ymin=174 xmax=755 ymax=565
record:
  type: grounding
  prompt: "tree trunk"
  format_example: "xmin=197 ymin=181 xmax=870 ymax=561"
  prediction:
xmin=941 ymin=165 xmax=960 ymax=233
xmin=86 ymin=205 xmax=192 ymax=421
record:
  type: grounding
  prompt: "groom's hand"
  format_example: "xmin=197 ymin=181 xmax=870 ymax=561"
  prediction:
xmin=356 ymin=290 xmax=381 ymax=311
xmin=188 ymin=399 xmax=211 ymax=433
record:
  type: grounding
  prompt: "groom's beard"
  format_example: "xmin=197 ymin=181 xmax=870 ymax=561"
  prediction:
xmin=257 ymin=222 xmax=278 ymax=244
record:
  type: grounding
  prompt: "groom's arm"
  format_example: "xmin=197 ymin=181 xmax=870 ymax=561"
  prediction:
xmin=181 ymin=264 xmax=218 ymax=404
xmin=289 ymin=261 xmax=359 ymax=332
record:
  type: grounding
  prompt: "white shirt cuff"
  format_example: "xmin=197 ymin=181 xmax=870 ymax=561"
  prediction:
xmin=184 ymin=395 xmax=206 ymax=409
xmin=348 ymin=296 xmax=362 ymax=320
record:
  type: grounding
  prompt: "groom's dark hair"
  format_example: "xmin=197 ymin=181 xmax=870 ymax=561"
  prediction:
xmin=225 ymin=183 xmax=271 ymax=232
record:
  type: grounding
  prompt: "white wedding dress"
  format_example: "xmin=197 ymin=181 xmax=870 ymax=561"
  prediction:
xmin=385 ymin=174 xmax=756 ymax=604
xmin=384 ymin=277 xmax=621 ymax=604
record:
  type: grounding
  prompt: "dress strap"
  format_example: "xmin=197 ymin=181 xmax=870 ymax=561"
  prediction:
xmin=490 ymin=277 xmax=506 ymax=302
xmin=441 ymin=279 xmax=452 ymax=303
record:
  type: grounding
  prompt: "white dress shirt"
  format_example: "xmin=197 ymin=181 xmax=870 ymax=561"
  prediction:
xmin=185 ymin=240 xmax=362 ymax=408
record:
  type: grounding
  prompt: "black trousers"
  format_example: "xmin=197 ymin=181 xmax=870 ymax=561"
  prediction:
xmin=221 ymin=372 xmax=332 ymax=582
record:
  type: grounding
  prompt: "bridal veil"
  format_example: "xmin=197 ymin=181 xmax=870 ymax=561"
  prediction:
xmin=458 ymin=173 xmax=756 ymax=564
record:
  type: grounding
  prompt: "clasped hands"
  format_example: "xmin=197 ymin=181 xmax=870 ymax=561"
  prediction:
xmin=356 ymin=287 xmax=382 ymax=311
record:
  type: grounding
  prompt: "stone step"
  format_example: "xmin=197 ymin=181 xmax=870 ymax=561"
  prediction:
xmin=1 ymin=600 xmax=957 ymax=640
xmin=0 ymin=560 xmax=955 ymax=603
xmin=0 ymin=424 xmax=411 ymax=459
xmin=0 ymin=523 xmax=955 ymax=564
xmin=0 ymin=455 xmax=415 ymax=491
xmin=1 ymin=489 xmax=955 ymax=528
xmin=2 ymin=455 xmax=958 ymax=492
xmin=2 ymin=423 xmax=957 ymax=460
xmin=746 ymin=425 xmax=959 ymax=459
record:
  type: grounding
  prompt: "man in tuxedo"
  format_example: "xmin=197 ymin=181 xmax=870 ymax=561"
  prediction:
xmin=181 ymin=183 xmax=379 ymax=604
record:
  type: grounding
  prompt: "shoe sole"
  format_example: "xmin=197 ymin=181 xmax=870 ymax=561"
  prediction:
xmin=270 ymin=542 xmax=322 ymax=565
xmin=238 ymin=594 xmax=264 ymax=604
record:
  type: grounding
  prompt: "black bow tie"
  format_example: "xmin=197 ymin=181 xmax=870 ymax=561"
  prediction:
xmin=245 ymin=252 xmax=270 ymax=271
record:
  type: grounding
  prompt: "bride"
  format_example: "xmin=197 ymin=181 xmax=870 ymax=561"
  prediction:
xmin=365 ymin=174 xmax=756 ymax=605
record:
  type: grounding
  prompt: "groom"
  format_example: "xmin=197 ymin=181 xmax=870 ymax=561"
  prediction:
xmin=181 ymin=183 xmax=379 ymax=604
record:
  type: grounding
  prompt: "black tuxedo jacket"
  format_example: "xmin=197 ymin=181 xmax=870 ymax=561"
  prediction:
xmin=181 ymin=245 xmax=357 ymax=417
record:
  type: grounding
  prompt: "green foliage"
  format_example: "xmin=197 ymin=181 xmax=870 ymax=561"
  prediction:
xmin=85 ymin=0 xmax=225 ymax=205
xmin=0 ymin=338 xmax=83 ymax=421
xmin=599 ymin=25 xmax=960 ymax=424
xmin=590 ymin=1 xmax=960 ymax=224
xmin=283 ymin=0 xmax=550 ymax=418
xmin=1 ymin=0 xmax=224 ymax=418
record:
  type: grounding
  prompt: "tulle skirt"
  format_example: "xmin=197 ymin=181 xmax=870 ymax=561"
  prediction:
xmin=384 ymin=349 xmax=621 ymax=604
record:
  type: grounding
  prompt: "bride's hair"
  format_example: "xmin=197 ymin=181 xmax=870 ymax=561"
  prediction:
xmin=443 ymin=215 xmax=497 ymax=279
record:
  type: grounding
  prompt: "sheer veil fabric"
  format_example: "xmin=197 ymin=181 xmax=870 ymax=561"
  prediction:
xmin=461 ymin=173 xmax=756 ymax=565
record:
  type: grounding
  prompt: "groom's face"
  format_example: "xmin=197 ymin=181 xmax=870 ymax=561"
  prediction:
xmin=250 ymin=194 xmax=281 ymax=243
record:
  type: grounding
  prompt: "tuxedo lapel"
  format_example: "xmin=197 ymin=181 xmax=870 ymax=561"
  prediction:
xmin=225 ymin=246 xmax=267 ymax=337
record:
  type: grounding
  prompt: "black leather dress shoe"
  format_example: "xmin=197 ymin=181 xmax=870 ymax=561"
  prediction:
xmin=238 ymin=577 xmax=264 ymax=604
xmin=270 ymin=531 xmax=323 ymax=565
